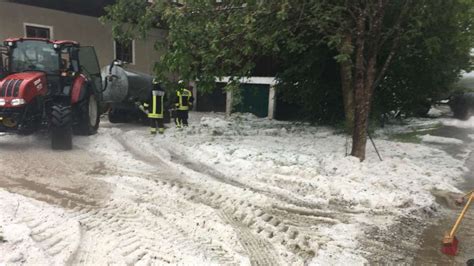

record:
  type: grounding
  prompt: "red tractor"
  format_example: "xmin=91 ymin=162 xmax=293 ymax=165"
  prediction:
xmin=0 ymin=38 xmax=104 ymax=149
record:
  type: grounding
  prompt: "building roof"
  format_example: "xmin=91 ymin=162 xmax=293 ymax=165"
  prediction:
xmin=8 ymin=0 xmax=116 ymax=17
xmin=5 ymin=38 xmax=79 ymax=46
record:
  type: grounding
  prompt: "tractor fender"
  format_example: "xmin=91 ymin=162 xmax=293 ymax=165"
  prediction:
xmin=71 ymin=74 xmax=89 ymax=105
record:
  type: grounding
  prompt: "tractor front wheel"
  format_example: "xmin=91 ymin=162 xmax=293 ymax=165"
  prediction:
xmin=51 ymin=105 xmax=73 ymax=150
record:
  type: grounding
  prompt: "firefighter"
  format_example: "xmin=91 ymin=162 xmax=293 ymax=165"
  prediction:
xmin=174 ymin=81 xmax=194 ymax=128
xmin=138 ymin=78 xmax=166 ymax=134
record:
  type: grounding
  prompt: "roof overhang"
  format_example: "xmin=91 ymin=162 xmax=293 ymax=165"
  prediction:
xmin=216 ymin=76 xmax=278 ymax=86
xmin=7 ymin=0 xmax=116 ymax=17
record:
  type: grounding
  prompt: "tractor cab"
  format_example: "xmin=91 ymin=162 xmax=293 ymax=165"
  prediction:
xmin=3 ymin=38 xmax=102 ymax=101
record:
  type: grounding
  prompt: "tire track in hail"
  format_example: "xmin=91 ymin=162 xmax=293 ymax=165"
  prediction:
xmin=156 ymin=177 xmax=321 ymax=264
xmin=112 ymin=134 xmax=327 ymax=264
xmin=67 ymin=192 xmax=242 ymax=265
xmin=16 ymin=212 xmax=81 ymax=264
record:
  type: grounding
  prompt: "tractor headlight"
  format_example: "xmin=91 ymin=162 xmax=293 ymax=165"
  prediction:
xmin=0 ymin=99 xmax=5 ymax=106
xmin=7 ymin=41 xmax=13 ymax=47
xmin=11 ymin=98 xmax=25 ymax=106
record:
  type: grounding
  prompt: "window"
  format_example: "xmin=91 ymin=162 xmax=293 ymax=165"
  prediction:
xmin=114 ymin=39 xmax=134 ymax=64
xmin=10 ymin=41 xmax=59 ymax=74
xmin=79 ymin=47 xmax=102 ymax=92
xmin=24 ymin=24 xmax=52 ymax=39
xmin=60 ymin=47 xmax=79 ymax=73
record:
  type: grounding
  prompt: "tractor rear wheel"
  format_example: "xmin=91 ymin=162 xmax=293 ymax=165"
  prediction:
xmin=51 ymin=105 xmax=73 ymax=150
xmin=74 ymin=93 xmax=100 ymax=135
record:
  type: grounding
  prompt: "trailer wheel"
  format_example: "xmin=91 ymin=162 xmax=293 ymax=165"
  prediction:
xmin=51 ymin=105 xmax=73 ymax=150
xmin=450 ymin=94 xmax=471 ymax=120
xmin=74 ymin=93 xmax=100 ymax=135
xmin=452 ymin=106 xmax=471 ymax=120
xmin=108 ymin=108 xmax=127 ymax=123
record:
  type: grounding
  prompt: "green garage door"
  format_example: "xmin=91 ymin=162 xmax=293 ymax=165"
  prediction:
xmin=234 ymin=84 xmax=269 ymax=118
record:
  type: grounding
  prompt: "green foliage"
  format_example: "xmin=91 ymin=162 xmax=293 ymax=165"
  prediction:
xmin=101 ymin=0 xmax=152 ymax=41
xmin=389 ymin=128 xmax=442 ymax=144
xmin=154 ymin=0 xmax=282 ymax=91
xmin=389 ymin=131 xmax=423 ymax=144
xmin=276 ymin=44 xmax=344 ymax=123
xmin=102 ymin=0 xmax=474 ymax=123
xmin=102 ymin=0 xmax=319 ymax=91
xmin=375 ymin=0 xmax=474 ymax=117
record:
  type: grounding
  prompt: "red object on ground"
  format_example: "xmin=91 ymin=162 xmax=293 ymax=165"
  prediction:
xmin=456 ymin=197 xmax=465 ymax=206
xmin=441 ymin=236 xmax=459 ymax=256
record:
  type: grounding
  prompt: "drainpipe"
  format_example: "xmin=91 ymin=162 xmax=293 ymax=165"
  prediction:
xmin=226 ymin=88 xmax=233 ymax=117
xmin=190 ymin=81 xmax=197 ymax=111
xmin=267 ymin=85 xmax=276 ymax=120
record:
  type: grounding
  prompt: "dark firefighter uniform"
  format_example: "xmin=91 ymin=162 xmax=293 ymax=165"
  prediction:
xmin=175 ymin=86 xmax=194 ymax=128
xmin=142 ymin=79 xmax=166 ymax=134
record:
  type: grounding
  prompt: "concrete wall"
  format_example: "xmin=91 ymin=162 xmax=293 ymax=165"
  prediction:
xmin=0 ymin=1 xmax=165 ymax=74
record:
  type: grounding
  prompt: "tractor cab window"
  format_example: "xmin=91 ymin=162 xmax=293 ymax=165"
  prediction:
xmin=60 ymin=47 xmax=79 ymax=73
xmin=10 ymin=41 xmax=59 ymax=74
xmin=60 ymin=53 xmax=70 ymax=72
xmin=79 ymin=46 xmax=102 ymax=92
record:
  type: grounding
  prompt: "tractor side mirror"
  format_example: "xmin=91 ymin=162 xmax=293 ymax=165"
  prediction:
xmin=113 ymin=59 xmax=130 ymax=66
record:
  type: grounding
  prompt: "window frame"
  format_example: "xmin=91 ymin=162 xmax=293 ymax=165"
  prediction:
xmin=23 ymin=23 xmax=54 ymax=39
xmin=113 ymin=39 xmax=135 ymax=65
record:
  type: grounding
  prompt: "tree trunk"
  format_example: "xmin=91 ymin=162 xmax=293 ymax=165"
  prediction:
xmin=351 ymin=13 xmax=369 ymax=161
xmin=351 ymin=85 xmax=369 ymax=160
xmin=350 ymin=2 xmax=386 ymax=161
xmin=352 ymin=56 xmax=377 ymax=160
xmin=340 ymin=34 xmax=354 ymax=132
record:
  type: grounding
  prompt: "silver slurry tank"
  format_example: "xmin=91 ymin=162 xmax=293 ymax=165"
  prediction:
xmin=101 ymin=63 xmax=153 ymax=103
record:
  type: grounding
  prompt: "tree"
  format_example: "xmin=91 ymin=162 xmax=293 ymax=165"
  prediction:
xmin=320 ymin=0 xmax=428 ymax=160
xmin=103 ymin=0 xmax=474 ymax=161
xmin=375 ymin=0 xmax=474 ymax=117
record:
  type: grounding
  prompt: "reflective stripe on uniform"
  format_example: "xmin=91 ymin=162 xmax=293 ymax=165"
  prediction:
xmin=177 ymin=89 xmax=191 ymax=111
xmin=175 ymin=117 xmax=182 ymax=128
xmin=178 ymin=91 xmax=184 ymax=110
xmin=147 ymin=93 xmax=164 ymax=118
